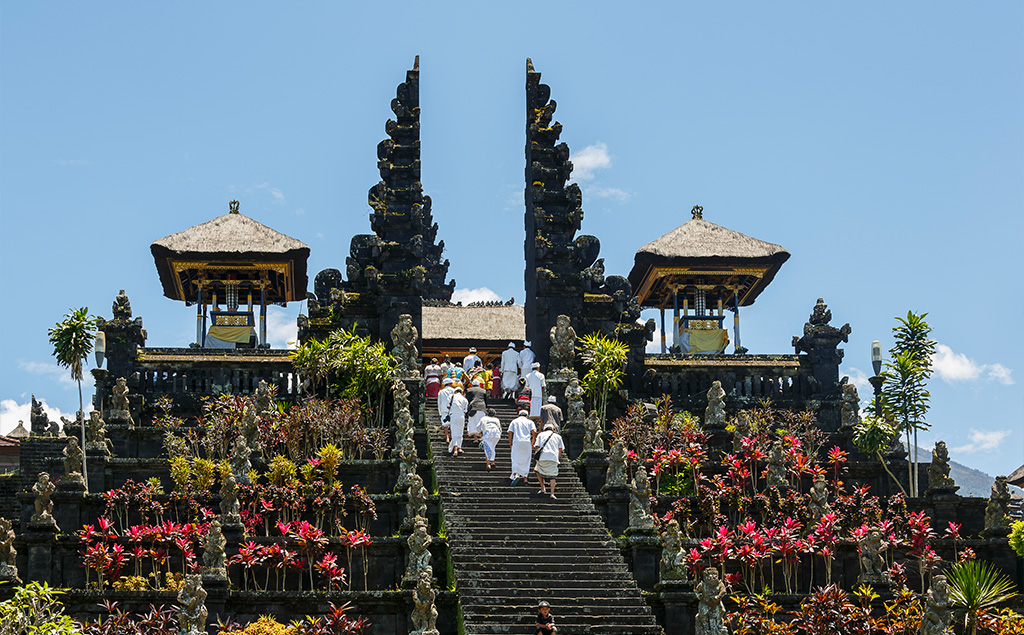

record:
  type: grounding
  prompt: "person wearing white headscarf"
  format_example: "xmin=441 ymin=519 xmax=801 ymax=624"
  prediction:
xmin=463 ymin=347 xmax=481 ymax=374
xmin=525 ymin=362 xmax=546 ymax=417
xmin=500 ymin=342 xmax=520 ymax=398
xmin=533 ymin=422 xmax=565 ymax=498
xmin=437 ymin=377 xmax=455 ymax=444
xmin=540 ymin=395 xmax=563 ymax=433
xmin=465 ymin=378 xmax=488 ymax=439
xmin=518 ymin=341 xmax=536 ymax=382
xmin=448 ymin=386 xmax=469 ymax=456
xmin=479 ymin=408 xmax=503 ymax=471
xmin=508 ymin=408 xmax=537 ymax=483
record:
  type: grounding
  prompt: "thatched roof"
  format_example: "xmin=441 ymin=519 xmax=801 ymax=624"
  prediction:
xmin=422 ymin=305 xmax=525 ymax=342
xmin=151 ymin=207 xmax=309 ymax=303
xmin=628 ymin=216 xmax=789 ymax=307
xmin=1008 ymin=464 xmax=1024 ymax=488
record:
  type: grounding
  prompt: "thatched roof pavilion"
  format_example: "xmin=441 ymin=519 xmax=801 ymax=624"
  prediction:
xmin=151 ymin=201 xmax=309 ymax=347
xmin=628 ymin=206 xmax=789 ymax=354
xmin=421 ymin=304 xmax=525 ymax=364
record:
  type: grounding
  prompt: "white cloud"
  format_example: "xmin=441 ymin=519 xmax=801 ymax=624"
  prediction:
xmin=570 ymin=142 xmax=611 ymax=181
xmin=587 ymin=186 xmax=631 ymax=203
xmin=294 ymin=208 xmax=305 ymax=216
xmin=0 ymin=398 xmax=77 ymax=436
xmin=19 ymin=360 xmax=77 ymax=387
xmin=646 ymin=326 xmax=665 ymax=353
xmin=932 ymin=344 xmax=1014 ymax=385
xmin=451 ymin=287 xmax=503 ymax=305
xmin=265 ymin=307 xmax=299 ymax=350
xmin=843 ymin=366 xmax=873 ymax=397
xmin=952 ymin=429 xmax=1012 ymax=454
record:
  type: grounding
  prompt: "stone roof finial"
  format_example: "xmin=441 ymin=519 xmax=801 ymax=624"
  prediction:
xmin=229 ymin=200 xmax=240 ymax=214
xmin=691 ymin=205 xmax=703 ymax=220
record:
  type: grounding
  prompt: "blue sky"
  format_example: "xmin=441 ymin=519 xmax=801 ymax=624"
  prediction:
xmin=1 ymin=3 xmax=1021 ymax=476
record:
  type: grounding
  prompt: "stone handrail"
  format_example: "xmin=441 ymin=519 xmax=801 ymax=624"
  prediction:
xmin=641 ymin=354 xmax=811 ymax=409
xmin=134 ymin=347 xmax=300 ymax=399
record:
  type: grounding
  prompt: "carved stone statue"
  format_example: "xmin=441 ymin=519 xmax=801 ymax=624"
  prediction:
xmin=858 ymin=528 xmax=889 ymax=585
xmin=704 ymin=381 xmax=726 ymax=429
xmin=403 ymin=515 xmax=432 ymax=586
xmin=808 ymin=475 xmax=830 ymax=521
xmin=219 ymin=472 xmax=242 ymax=526
xmin=406 ymin=474 xmax=429 ymax=526
xmin=86 ymin=411 xmax=112 ymax=454
xmin=112 ymin=289 xmax=133 ymax=320
xmin=628 ymin=468 xmax=656 ymax=532
xmin=695 ymin=567 xmax=729 ymax=635
xmin=390 ymin=313 xmax=420 ymax=379
xmin=548 ymin=314 xmax=577 ymax=376
xmin=200 ymin=520 xmax=228 ymax=583
xmin=240 ymin=403 xmax=263 ymax=462
xmin=31 ymin=473 xmax=57 ymax=527
xmin=253 ymin=379 xmax=275 ymax=418
xmin=766 ymin=440 xmax=790 ymax=490
xmin=177 ymin=574 xmax=209 ymax=635
xmin=410 ymin=570 xmax=439 ymax=635
xmin=565 ymin=375 xmax=585 ymax=428
xmin=927 ymin=441 xmax=958 ymax=494
xmin=109 ymin=377 xmax=135 ymax=428
xmin=731 ymin=411 xmax=750 ymax=453
xmin=30 ymin=395 xmax=59 ymax=436
xmin=659 ymin=519 xmax=687 ymax=583
xmin=61 ymin=437 xmax=84 ymax=487
xmin=0 ymin=518 xmax=19 ymax=582
xmin=397 ymin=444 xmax=418 ymax=492
xmin=984 ymin=476 xmax=1011 ymax=535
xmin=840 ymin=383 xmax=861 ymax=429
xmin=604 ymin=437 xmax=627 ymax=489
xmin=230 ymin=436 xmax=252 ymax=485
xmin=583 ymin=410 xmax=604 ymax=453
xmin=919 ymin=575 xmax=953 ymax=635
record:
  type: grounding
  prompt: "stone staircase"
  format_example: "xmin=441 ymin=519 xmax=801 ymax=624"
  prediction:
xmin=429 ymin=400 xmax=662 ymax=634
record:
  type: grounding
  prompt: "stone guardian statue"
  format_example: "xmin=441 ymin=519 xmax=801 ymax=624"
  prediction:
xmin=704 ymin=380 xmax=726 ymax=429
xmin=548 ymin=314 xmax=577 ymax=377
xmin=177 ymin=574 xmax=209 ymax=635
xmin=0 ymin=518 xmax=19 ymax=583
xmin=583 ymin=410 xmax=604 ymax=453
xmin=411 ymin=570 xmax=439 ymax=635
xmin=390 ymin=313 xmax=420 ymax=379
xmin=659 ymin=519 xmax=687 ymax=583
xmin=984 ymin=475 xmax=1011 ymax=535
xmin=628 ymin=468 xmax=656 ymax=532
xmin=200 ymin=520 xmax=228 ymax=584
xmin=403 ymin=515 xmax=432 ymax=586
xmin=919 ymin=574 xmax=953 ymax=635
xmin=61 ymin=436 xmax=85 ymax=487
xmin=603 ymin=437 xmax=627 ymax=490
xmin=695 ymin=567 xmax=729 ymax=635
xmin=31 ymin=472 xmax=58 ymax=528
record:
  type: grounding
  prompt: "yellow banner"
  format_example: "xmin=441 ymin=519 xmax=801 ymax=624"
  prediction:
xmin=208 ymin=325 xmax=254 ymax=343
xmin=683 ymin=328 xmax=728 ymax=353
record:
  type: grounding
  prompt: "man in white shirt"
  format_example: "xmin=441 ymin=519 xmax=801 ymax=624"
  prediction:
xmin=500 ymin=342 xmax=520 ymax=399
xmin=448 ymin=386 xmax=469 ymax=456
xmin=462 ymin=347 xmax=481 ymax=374
xmin=437 ymin=377 xmax=455 ymax=444
xmin=507 ymin=408 xmax=537 ymax=484
xmin=525 ymin=362 xmax=546 ymax=417
xmin=518 ymin=341 xmax=536 ymax=383
xmin=533 ymin=422 xmax=565 ymax=499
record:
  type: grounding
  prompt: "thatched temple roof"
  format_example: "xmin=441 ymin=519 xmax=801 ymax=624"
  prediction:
xmin=421 ymin=305 xmax=525 ymax=343
xmin=151 ymin=206 xmax=309 ymax=304
xmin=628 ymin=214 xmax=789 ymax=308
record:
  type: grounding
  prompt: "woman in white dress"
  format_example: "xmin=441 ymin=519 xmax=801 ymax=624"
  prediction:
xmin=448 ymin=386 xmax=469 ymax=456
xmin=479 ymin=408 xmax=503 ymax=471
xmin=507 ymin=408 xmax=537 ymax=484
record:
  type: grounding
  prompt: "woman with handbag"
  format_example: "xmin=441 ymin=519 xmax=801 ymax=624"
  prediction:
xmin=533 ymin=423 xmax=564 ymax=499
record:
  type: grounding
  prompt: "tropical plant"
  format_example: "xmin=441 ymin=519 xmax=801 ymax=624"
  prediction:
xmin=579 ymin=331 xmax=629 ymax=425
xmin=1009 ymin=520 xmax=1024 ymax=558
xmin=0 ymin=582 xmax=80 ymax=635
xmin=48 ymin=306 xmax=97 ymax=491
xmin=852 ymin=413 xmax=906 ymax=496
xmin=946 ymin=559 xmax=1017 ymax=635
xmin=880 ymin=311 xmax=934 ymax=497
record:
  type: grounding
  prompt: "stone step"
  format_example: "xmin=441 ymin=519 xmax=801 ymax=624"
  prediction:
xmin=459 ymin=571 xmax=636 ymax=583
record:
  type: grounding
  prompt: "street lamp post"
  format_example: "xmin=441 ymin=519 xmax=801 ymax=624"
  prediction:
xmin=868 ymin=340 xmax=883 ymax=416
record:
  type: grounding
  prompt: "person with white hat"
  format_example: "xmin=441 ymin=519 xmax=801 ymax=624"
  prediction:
xmin=507 ymin=407 xmax=536 ymax=484
xmin=437 ymin=377 xmax=456 ymax=444
xmin=518 ymin=340 xmax=536 ymax=382
xmin=463 ymin=347 xmax=481 ymax=374
xmin=525 ymin=361 xmax=546 ymax=418
xmin=533 ymin=422 xmax=564 ymax=499
xmin=500 ymin=342 xmax=520 ymax=399
xmin=448 ymin=385 xmax=469 ymax=456
xmin=540 ymin=395 xmax=563 ymax=433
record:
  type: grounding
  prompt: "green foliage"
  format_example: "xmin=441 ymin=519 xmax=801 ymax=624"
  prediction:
xmin=0 ymin=582 xmax=80 ymax=634
xmin=48 ymin=307 xmax=97 ymax=384
xmin=218 ymin=616 xmax=296 ymax=635
xmin=193 ymin=458 xmax=217 ymax=492
xmin=579 ymin=332 xmax=629 ymax=425
xmin=1010 ymin=520 xmax=1024 ymax=558
xmin=852 ymin=414 xmax=906 ymax=495
xmin=946 ymin=559 xmax=1017 ymax=635
xmin=169 ymin=456 xmax=191 ymax=493
xmin=268 ymin=455 xmax=298 ymax=488
xmin=318 ymin=444 xmax=342 ymax=486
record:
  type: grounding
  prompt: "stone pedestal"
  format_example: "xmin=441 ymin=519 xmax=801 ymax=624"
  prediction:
xmin=547 ymin=376 xmax=567 ymax=408
xmin=577 ymin=450 xmax=608 ymax=495
xmin=656 ymin=581 xmax=695 ymax=635
xmin=52 ymin=489 xmax=86 ymax=535
xmin=624 ymin=530 xmax=661 ymax=591
xmin=22 ymin=523 xmax=59 ymax=585
xmin=602 ymin=485 xmax=630 ymax=537
xmin=563 ymin=427 xmax=584 ymax=460
xmin=85 ymin=450 xmax=109 ymax=492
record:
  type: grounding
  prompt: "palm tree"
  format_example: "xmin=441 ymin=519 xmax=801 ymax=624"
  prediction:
xmin=946 ymin=559 xmax=1017 ymax=635
xmin=48 ymin=307 xmax=97 ymax=491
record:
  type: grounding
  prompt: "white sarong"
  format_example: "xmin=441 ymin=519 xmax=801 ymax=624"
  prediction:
xmin=448 ymin=416 xmax=465 ymax=453
xmin=530 ymin=395 xmax=542 ymax=418
xmin=482 ymin=435 xmax=499 ymax=461
xmin=510 ymin=441 xmax=532 ymax=479
xmin=466 ymin=411 xmax=485 ymax=436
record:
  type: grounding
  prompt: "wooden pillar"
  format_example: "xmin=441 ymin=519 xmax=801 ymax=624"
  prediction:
xmin=733 ymin=291 xmax=742 ymax=353
xmin=201 ymin=302 xmax=208 ymax=347
xmin=196 ymin=284 xmax=204 ymax=345
xmin=660 ymin=307 xmax=667 ymax=354
xmin=672 ymin=288 xmax=679 ymax=352
xmin=260 ymin=286 xmax=267 ymax=346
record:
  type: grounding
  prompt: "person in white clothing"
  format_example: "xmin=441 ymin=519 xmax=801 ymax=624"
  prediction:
xmin=424 ymin=357 xmax=443 ymax=399
xmin=507 ymin=408 xmax=537 ymax=484
xmin=500 ymin=342 xmax=520 ymax=398
xmin=479 ymin=408 xmax=503 ymax=471
xmin=447 ymin=386 xmax=469 ymax=456
xmin=518 ymin=341 xmax=536 ymax=383
xmin=525 ymin=362 xmax=546 ymax=417
xmin=437 ymin=377 xmax=455 ymax=444
xmin=462 ymin=347 xmax=481 ymax=374
xmin=533 ymin=422 xmax=565 ymax=499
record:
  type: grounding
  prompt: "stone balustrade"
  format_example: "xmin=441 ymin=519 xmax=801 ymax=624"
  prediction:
xmin=641 ymin=354 xmax=812 ymax=409
xmin=134 ymin=347 xmax=301 ymax=401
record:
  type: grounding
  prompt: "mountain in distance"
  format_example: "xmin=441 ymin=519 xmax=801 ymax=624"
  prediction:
xmin=910 ymin=445 xmax=1022 ymax=498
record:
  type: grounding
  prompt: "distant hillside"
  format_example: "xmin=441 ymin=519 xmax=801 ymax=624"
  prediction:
xmin=911 ymin=446 xmax=1021 ymax=498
